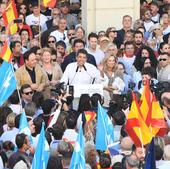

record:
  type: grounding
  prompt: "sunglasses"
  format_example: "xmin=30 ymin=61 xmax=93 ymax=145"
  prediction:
xmin=48 ymin=40 xmax=55 ymax=43
xmin=68 ymin=33 xmax=75 ymax=36
xmin=24 ymin=91 xmax=33 ymax=95
xmin=159 ymin=58 xmax=167 ymax=62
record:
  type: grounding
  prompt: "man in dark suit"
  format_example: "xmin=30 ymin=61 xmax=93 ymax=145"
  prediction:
xmin=61 ymin=38 xmax=97 ymax=72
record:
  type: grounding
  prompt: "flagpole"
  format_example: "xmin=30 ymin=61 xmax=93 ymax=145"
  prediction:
xmin=38 ymin=0 xmax=41 ymax=48
xmin=11 ymin=63 xmax=23 ymax=112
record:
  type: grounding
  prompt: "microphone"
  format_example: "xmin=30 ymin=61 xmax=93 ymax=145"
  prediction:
xmin=69 ymin=66 xmax=79 ymax=85
xmin=76 ymin=66 xmax=79 ymax=72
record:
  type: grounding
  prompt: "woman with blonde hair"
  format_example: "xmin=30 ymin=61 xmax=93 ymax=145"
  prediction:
xmin=41 ymin=47 xmax=63 ymax=98
xmin=99 ymin=55 xmax=125 ymax=107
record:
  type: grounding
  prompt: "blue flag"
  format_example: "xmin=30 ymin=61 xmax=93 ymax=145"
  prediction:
xmin=19 ymin=112 xmax=33 ymax=143
xmin=69 ymin=125 xmax=86 ymax=169
xmin=144 ymin=138 xmax=156 ymax=169
xmin=96 ymin=103 xmax=114 ymax=151
xmin=31 ymin=123 xmax=49 ymax=169
xmin=0 ymin=61 xmax=16 ymax=106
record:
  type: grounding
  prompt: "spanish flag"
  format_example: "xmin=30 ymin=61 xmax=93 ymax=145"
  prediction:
xmin=125 ymin=92 xmax=152 ymax=147
xmin=146 ymin=94 xmax=167 ymax=136
xmin=43 ymin=0 xmax=57 ymax=8
xmin=140 ymin=81 xmax=152 ymax=122
xmin=0 ymin=41 xmax=13 ymax=62
xmin=2 ymin=0 xmax=18 ymax=35
xmin=84 ymin=111 xmax=96 ymax=124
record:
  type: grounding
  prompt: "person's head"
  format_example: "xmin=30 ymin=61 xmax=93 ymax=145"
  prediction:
xmin=15 ymin=133 xmax=30 ymax=151
xmin=41 ymin=47 xmax=52 ymax=64
xmin=32 ymin=91 xmax=44 ymax=109
xmin=8 ymin=90 xmax=19 ymax=104
xmin=76 ymin=49 xmax=88 ymax=67
xmin=124 ymin=30 xmax=134 ymax=42
xmin=141 ymin=67 xmax=154 ymax=85
xmin=31 ymin=1 xmax=40 ymax=16
xmin=150 ymin=1 xmax=159 ymax=16
xmin=142 ymin=9 xmax=152 ymax=21
xmin=58 ymin=17 xmax=67 ymax=31
xmin=99 ymin=153 xmax=111 ymax=168
xmin=10 ymin=41 xmax=22 ymax=55
xmin=29 ymin=38 xmax=39 ymax=48
xmin=120 ymin=136 xmax=134 ymax=152
xmin=51 ymin=123 xmax=65 ymax=140
xmin=75 ymin=26 xmax=85 ymax=40
xmin=155 ymin=145 xmax=164 ymax=161
xmin=117 ymin=62 xmax=126 ymax=74
xmin=67 ymin=27 xmax=76 ymax=40
xmin=55 ymin=51 xmax=63 ymax=64
xmin=65 ymin=113 xmax=77 ymax=129
xmin=106 ymin=43 xmax=118 ymax=57
xmin=102 ymin=55 xmax=117 ymax=72
xmin=47 ymin=155 xmax=63 ymax=169
xmin=161 ymin=12 xmax=169 ymax=24
xmin=111 ymin=110 xmax=126 ymax=125
xmin=19 ymin=29 xmax=29 ymax=45
xmin=20 ymin=84 xmax=33 ymax=103
xmin=122 ymin=15 xmax=132 ymax=30
xmin=133 ymin=19 xmax=144 ymax=30
xmin=51 ymin=8 xmax=61 ymax=19
xmin=56 ymin=40 xmax=66 ymax=56
xmin=132 ymin=144 xmax=145 ymax=161
xmin=23 ymin=48 xmax=37 ymax=68
xmin=158 ymin=52 xmax=170 ymax=68
xmin=19 ymin=4 xmax=27 ymax=16
xmin=6 ymin=113 xmax=16 ymax=129
xmin=159 ymin=42 xmax=170 ymax=54
xmin=60 ymin=1 xmax=70 ymax=15
xmin=0 ymin=106 xmax=13 ymax=126
xmin=124 ymin=41 xmax=135 ymax=57
xmin=134 ymin=30 xmax=143 ymax=46
xmin=78 ymin=94 xmax=92 ymax=113
xmin=32 ymin=116 xmax=44 ymax=136
xmin=31 ymin=46 xmax=41 ymax=62
xmin=72 ymin=38 xmax=85 ymax=52
xmin=90 ymin=93 xmax=103 ymax=109
xmin=125 ymin=154 xmax=140 ymax=169
xmin=48 ymin=36 xmax=57 ymax=49
xmin=136 ymin=26 xmax=145 ymax=36
xmin=88 ymin=32 xmax=98 ymax=50
xmin=24 ymin=102 xmax=36 ymax=117
xmin=106 ymin=27 xmax=117 ymax=40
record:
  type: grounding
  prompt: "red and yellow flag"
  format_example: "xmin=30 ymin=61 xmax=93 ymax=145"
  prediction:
xmin=146 ymin=94 xmax=167 ymax=136
xmin=43 ymin=0 xmax=57 ymax=8
xmin=140 ymin=82 xmax=152 ymax=122
xmin=125 ymin=92 xmax=153 ymax=147
xmin=84 ymin=111 xmax=96 ymax=124
xmin=0 ymin=41 xmax=13 ymax=62
xmin=2 ymin=0 xmax=18 ymax=35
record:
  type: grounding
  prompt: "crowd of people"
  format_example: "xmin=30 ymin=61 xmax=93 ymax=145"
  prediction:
xmin=0 ymin=0 xmax=170 ymax=168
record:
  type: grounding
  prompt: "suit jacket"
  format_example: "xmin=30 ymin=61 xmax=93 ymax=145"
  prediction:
xmin=15 ymin=64 xmax=47 ymax=91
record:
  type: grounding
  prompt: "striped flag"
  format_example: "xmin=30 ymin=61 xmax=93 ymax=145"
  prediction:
xmin=43 ymin=0 xmax=57 ymax=8
xmin=84 ymin=111 xmax=96 ymax=124
xmin=125 ymin=92 xmax=152 ymax=147
xmin=0 ymin=40 xmax=13 ymax=62
xmin=2 ymin=0 xmax=18 ymax=35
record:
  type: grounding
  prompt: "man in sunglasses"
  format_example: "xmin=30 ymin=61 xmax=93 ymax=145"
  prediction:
xmin=158 ymin=52 xmax=170 ymax=82
xmin=20 ymin=84 xmax=34 ymax=108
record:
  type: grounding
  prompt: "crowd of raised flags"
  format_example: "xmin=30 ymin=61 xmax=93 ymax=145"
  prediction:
xmin=0 ymin=0 xmax=169 ymax=169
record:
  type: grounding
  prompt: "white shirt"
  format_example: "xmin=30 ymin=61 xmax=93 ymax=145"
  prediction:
xmin=60 ymin=62 xmax=101 ymax=85
xmin=86 ymin=48 xmax=105 ymax=65
xmin=50 ymin=30 xmax=69 ymax=45
xmin=144 ymin=20 xmax=155 ymax=32
xmin=151 ymin=13 xmax=160 ymax=23
xmin=26 ymin=14 xmax=48 ymax=31
xmin=0 ymin=157 xmax=3 ymax=169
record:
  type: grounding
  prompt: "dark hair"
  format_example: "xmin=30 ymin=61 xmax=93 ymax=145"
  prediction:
xmin=141 ymin=67 xmax=155 ymax=78
xmin=159 ymin=52 xmax=170 ymax=58
xmin=10 ymin=41 xmax=21 ymax=51
xmin=124 ymin=41 xmax=134 ymax=47
xmin=150 ymin=1 xmax=159 ymax=8
xmin=112 ymin=162 xmax=123 ymax=169
xmin=99 ymin=153 xmax=111 ymax=168
xmin=8 ymin=90 xmax=19 ymax=104
xmin=15 ymin=114 xmax=21 ymax=128
xmin=32 ymin=92 xmax=44 ymax=109
xmin=15 ymin=133 xmax=27 ymax=149
xmin=66 ymin=113 xmax=77 ymax=129
xmin=19 ymin=29 xmax=29 ymax=36
xmin=0 ymin=106 xmax=13 ymax=126
xmin=134 ymin=30 xmax=143 ymax=37
xmin=159 ymin=42 xmax=169 ymax=54
xmin=133 ymin=46 xmax=157 ymax=71
xmin=56 ymin=40 xmax=66 ymax=49
xmin=88 ymin=32 xmax=98 ymax=40
xmin=32 ymin=117 xmax=44 ymax=136
xmin=51 ymin=123 xmax=65 ymax=140
xmin=30 ymin=46 xmax=41 ymax=54
xmin=73 ymin=38 xmax=85 ymax=47
xmin=23 ymin=48 xmax=36 ymax=62
xmin=111 ymin=110 xmax=126 ymax=125
xmin=47 ymin=156 xmax=63 ymax=169
xmin=2 ymin=141 xmax=15 ymax=151
xmin=20 ymin=84 xmax=31 ymax=94
xmin=76 ymin=48 xmax=88 ymax=57
xmin=155 ymin=145 xmax=163 ymax=160
xmin=90 ymin=93 xmax=103 ymax=110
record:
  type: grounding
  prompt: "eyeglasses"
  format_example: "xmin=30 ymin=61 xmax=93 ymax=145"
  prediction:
xmin=68 ymin=33 xmax=75 ymax=36
xmin=23 ymin=91 xmax=33 ymax=95
xmin=48 ymin=40 xmax=55 ymax=43
xmin=159 ymin=58 xmax=167 ymax=62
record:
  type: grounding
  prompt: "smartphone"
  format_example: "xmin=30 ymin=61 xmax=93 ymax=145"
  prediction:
xmin=14 ymin=19 xmax=22 ymax=23
xmin=69 ymin=85 xmax=74 ymax=95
